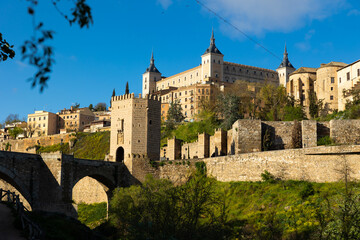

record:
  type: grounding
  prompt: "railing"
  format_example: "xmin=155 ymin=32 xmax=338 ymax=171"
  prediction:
xmin=0 ymin=189 xmax=42 ymax=240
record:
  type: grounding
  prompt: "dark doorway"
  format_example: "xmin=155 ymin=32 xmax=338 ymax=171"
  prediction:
xmin=116 ymin=147 xmax=124 ymax=162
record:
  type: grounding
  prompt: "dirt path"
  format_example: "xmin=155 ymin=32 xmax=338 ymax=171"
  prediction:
xmin=0 ymin=203 xmax=26 ymax=240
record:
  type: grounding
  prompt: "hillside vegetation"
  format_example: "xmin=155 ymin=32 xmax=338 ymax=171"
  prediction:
xmin=37 ymin=131 xmax=110 ymax=160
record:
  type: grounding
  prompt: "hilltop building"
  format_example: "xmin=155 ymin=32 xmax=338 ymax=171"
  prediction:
xmin=57 ymin=107 xmax=95 ymax=133
xmin=142 ymin=30 xmax=280 ymax=121
xmin=27 ymin=111 xmax=59 ymax=137
xmin=338 ymin=59 xmax=360 ymax=110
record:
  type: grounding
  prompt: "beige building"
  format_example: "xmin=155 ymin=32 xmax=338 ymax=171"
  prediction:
xmin=142 ymin=30 xmax=279 ymax=121
xmin=337 ymin=59 xmax=360 ymax=111
xmin=315 ymin=62 xmax=347 ymax=112
xmin=57 ymin=107 xmax=95 ymax=132
xmin=287 ymin=67 xmax=317 ymax=114
xmin=109 ymin=93 xmax=161 ymax=171
xmin=94 ymin=111 xmax=111 ymax=121
xmin=27 ymin=111 xmax=58 ymax=137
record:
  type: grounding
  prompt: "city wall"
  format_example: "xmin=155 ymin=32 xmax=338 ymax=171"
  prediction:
xmin=162 ymin=119 xmax=360 ymax=161
xmin=1 ymin=133 xmax=73 ymax=153
xmin=154 ymin=145 xmax=360 ymax=184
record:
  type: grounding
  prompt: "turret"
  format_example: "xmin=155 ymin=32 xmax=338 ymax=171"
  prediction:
xmin=201 ymin=29 xmax=224 ymax=82
xmin=142 ymin=51 xmax=162 ymax=96
xmin=276 ymin=43 xmax=296 ymax=87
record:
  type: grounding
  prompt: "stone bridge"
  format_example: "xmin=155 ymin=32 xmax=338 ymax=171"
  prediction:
xmin=0 ymin=151 xmax=137 ymax=217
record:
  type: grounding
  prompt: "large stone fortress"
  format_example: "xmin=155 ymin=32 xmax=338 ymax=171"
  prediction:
xmin=109 ymin=93 xmax=161 ymax=172
xmin=142 ymin=30 xmax=280 ymax=121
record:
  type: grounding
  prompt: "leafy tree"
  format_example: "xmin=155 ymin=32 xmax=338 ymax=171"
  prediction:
xmin=309 ymin=91 xmax=323 ymax=119
xmin=125 ymin=82 xmax=129 ymax=95
xmin=88 ymin=103 xmax=93 ymax=111
xmin=167 ymin=100 xmax=185 ymax=123
xmin=94 ymin=102 xmax=107 ymax=112
xmin=110 ymin=173 xmax=230 ymax=240
xmin=26 ymin=123 xmax=39 ymax=138
xmin=8 ymin=126 xmax=24 ymax=139
xmin=259 ymin=84 xmax=288 ymax=121
xmin=72 ymin=102 xmax=80 ymax=109
xmin=0 ymin=0 xmax=93 ymax=91
xmin=5 ymin=114 xmax=21 ymax=124
xmin=216 ymin=93 xmax=242 ymax=130
xmin=0 ymin=33 xmax=15 ymax=62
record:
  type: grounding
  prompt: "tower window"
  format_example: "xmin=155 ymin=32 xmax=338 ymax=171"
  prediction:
xmin=218 ymin=60 xmax=220 ymax=64
xmin=330 ymin=95 xmax=334 ymax=100
xmin=347 ymin=72 xmax=350 ymax=80
xmin=331 ymin=77 xmax=335 ymax=83
xmin=144 ymin=84 xmax=147 ymax=89
xmin=213 ymin=59 xmax=215 ymax=63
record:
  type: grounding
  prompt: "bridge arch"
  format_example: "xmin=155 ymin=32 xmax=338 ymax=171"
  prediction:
xmin=71 ymin=173 xmax=117 ymax=209
xmin=0 ymin=165 xmax=33 ymax=210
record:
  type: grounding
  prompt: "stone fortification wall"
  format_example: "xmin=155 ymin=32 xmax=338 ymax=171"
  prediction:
xmin=156 ymin=145 xmax=360 ymax=184
xmin=209 ymin=129 xmax=227 ymax=157
xmin=262 ymin=121 xmax=296 ymax=150
xmin=182 ymin=141 xmax=199 ymax=159
xmin=232 ymin=120 xmax=262 ymax=153
xmin=330 ymin=120 xmax=360 ymax=144
xmin=1 ymin=133 xmax=73 ymax=153
xmin=302 ymin=120 xmax=317 ymax=148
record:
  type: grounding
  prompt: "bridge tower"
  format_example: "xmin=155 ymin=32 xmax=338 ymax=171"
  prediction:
xmin=110 ymin=93 xmax=161 ymax=172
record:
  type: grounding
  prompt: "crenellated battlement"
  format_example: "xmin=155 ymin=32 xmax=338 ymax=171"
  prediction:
xmin=111 ymin=93 xmax=161 ymax=103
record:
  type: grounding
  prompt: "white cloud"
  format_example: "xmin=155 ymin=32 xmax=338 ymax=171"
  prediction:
xmin=348 ymin=9 xmax=360 ymax=16
xmin=201 ymin=0 xmax=345 ymax=35
xmin=157 ymin=0 xmax=173 ymax=10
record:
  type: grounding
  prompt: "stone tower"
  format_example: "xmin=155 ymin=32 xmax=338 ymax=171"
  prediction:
xmin=201 ymin=29 xmax=224 ymax=82
xmin=142 ymin=51 xmax=162 ymax=96
xmin=276 ymin=44 xmax=295 ymax=87
xmin=110 ymin=93 xmax=161 ymax=173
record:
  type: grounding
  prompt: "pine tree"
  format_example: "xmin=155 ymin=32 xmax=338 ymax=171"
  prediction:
xmin=125 ymin=82 xmax=129 ymax=94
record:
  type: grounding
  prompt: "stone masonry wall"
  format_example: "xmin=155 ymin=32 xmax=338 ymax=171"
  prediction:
xmin=330 ymin=120 xmax=360 ymax=144
xmin=1 ymin=133 xmax=72 ymax=153
xmin=157 ymin=145 xmax=360 ymax=184
xmin=232 ymin=120 xmax=262 ymax=153
xmin=302 ymin=120 xmax=317 ymax=148
xmin=262 ymin=121 xmax=295 ymax=150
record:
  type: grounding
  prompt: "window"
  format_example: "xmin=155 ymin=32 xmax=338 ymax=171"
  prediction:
xmin=144 ymin=84 xmax=147 ymax=89
xmin=33 ymin=118 xmax=35 ymax=121
xmin=331 ymin=77 xmax=335 ymax=83
xmin=339 ymin=77 xmax=342 ymax=83
xmin=347 ymin=72 xmax=350 ymax=81
xmin=358 ymin=69 xmax=360 ymax=77
xmin=213 ymin=59 xmax=215 ymax=63
xmin=215 ymin=73 xmax=218 ymax=78
xmin=43 ymin=124 xmax=45 ymax=127
xmin=39 ymin=117 xmax=41 ymax=120
xmin=218 ymin=60 xmax=220 ymax=64
xmin=331 ymin=87 xmax=333 ymax=91
xmin=29 ymin=118 xmax=31 ymax=122
xmin=145 ymin=77 xmax=147 ymax=82
xmin=330 ymin=95 xmax=334 ymax=100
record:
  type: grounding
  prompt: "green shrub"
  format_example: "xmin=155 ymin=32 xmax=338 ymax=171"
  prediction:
xmin=317 ymin=136 xmax=335 ymax=146
xmin=261 ymin=170 xmax=276 ymax=183
xmin=78 ymin=202 xmax=107 ymax=229
xmin=195 ymin=161 xmax=207 ymax=175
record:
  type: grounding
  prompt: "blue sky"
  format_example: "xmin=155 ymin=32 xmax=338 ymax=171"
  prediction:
xmin=1 ymin=0 xmax=360 ymax=123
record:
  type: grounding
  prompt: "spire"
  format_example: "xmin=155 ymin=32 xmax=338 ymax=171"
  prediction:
xmin=150 ymin=50 xmax=154 ymax=65
xmin=210 ymin=27 xmax=215 ymax=45
xmin=145 ymin=50 xmax=160 ymax=73
xmin=278 ymin=43 xmax=294 ymax=69
xmin=204 ymin=28 xmax=222 ymax=55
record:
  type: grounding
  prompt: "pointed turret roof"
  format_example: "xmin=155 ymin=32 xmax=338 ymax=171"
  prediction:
xmin=145 ymin=50 xmax=160 ymax=73
xmin=203 ymin=28 xmax=223 ymax=55
xmin=278 ymin=43 xmax=294 ymax=69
